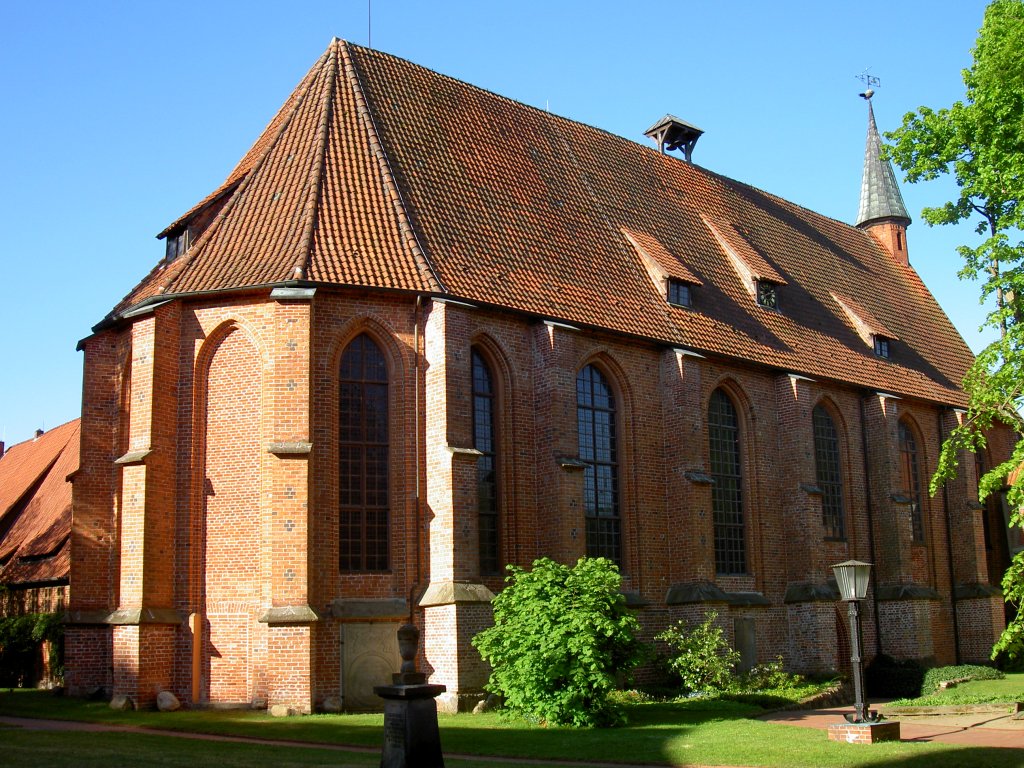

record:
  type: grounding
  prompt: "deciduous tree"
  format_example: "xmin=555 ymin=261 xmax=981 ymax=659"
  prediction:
xmin=886 ymin=0 xmax=1024 ymax=662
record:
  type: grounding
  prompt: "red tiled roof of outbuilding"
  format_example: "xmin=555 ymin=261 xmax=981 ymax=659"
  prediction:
xmin=111 ymin=40 xmax=973 ymax=406
xmin=0 ymin=420 xmax=77 ymax=587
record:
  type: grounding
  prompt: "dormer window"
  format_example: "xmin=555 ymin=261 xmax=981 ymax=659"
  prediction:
xmin=619 ymin=227 xmax=702 ymax=310
xmin=667 ymin=279 xmax=693 ymax=308
xmin=164 ymin=229 xmax=190 ymax=262
xmin=756 ymin=280 xmax=779 ymax=309
xmin=702 ymin=216 xmax=786 ymax=312
xmin=873 ymin=335 xmax=890 ymax=358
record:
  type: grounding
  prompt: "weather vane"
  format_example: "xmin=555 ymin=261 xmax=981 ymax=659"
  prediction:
xmin=856 ymin=69 xmax=881 ymax=101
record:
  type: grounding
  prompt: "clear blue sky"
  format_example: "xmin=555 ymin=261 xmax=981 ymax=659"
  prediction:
xmin=0 ymin=0 xmax=995 ymax=446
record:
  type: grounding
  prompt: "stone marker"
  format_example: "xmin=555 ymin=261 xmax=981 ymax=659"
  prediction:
xmin=156 ymin=690 xmax=181 ymax=712
xmin=374 ymin=624 xmax=446 ymax=768
xmin=109 ymin=694 xmax=135 ymax=711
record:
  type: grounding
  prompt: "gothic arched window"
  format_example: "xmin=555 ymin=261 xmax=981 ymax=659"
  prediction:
xmin=576 ymin=364 xmax=620 ymax=564
xmin=709 ymin=388 xmax=745 ymax=574
xmin=898 ymin=420 xmax=925 ymax=544
xmin=339 ymin=334 xmax=389 ymax=571
xmin=813 ymin=405 xmax=846 ymax=540
xmin=472 ymin=348 xmax=500 ymax=575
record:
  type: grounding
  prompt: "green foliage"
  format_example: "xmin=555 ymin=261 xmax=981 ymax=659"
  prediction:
xmin=737 ymin=656 xmax=804 ymax=692
xmin=471 ymin=557 xmax=645 ymax=727
xmin=0 ymin=612 xmax=64 ymax=687
xmin=887 ymin=0 xmax=1024 ymax=664
xmin=655 ymin=611 xmax=739 ymax=694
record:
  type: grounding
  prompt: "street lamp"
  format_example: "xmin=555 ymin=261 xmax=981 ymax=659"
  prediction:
xmin=831 ymin=560 xmax=878 ymax=724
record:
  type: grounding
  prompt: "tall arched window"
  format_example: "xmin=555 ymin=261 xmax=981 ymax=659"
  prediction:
xmin=709 ymin=388 xmax=745 ymax=574
xmin=576 ymin=364 xmax=620 ymax=564
xmin=339 ymin=334 xmax=389 ymax=571
xmin=898 ymin=420 xmax=925 ymax=544
xmin=812 ymin=405 xmax=845 ymax=540
xmin=472 ymin=348 xmax=500 ymax=575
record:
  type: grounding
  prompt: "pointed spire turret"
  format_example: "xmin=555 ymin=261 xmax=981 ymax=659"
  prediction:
xmin=856 ymin=98 xmax=911 ymax=265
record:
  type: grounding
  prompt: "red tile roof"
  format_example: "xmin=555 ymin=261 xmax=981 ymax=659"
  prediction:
xmin=0 ymin=420 xmax=77 ymax=587
xmin=110 ymin=40 xmax=973 ymax=406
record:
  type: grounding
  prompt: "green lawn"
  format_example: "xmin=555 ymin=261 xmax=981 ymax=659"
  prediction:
xmin=0 ymin=689 xmax=1021 ymax=768
xmin=890 ymin=672 xmax=1024 ymax=707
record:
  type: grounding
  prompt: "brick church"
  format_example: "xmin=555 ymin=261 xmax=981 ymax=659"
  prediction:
xmin=66 ymin=39 xmax=1011 ymax=712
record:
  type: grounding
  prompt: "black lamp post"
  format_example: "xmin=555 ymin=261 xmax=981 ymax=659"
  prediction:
xmin=831 ymin=560 xmax=877 ymax=724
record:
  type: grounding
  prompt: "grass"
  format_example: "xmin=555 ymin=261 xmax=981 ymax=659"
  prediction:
xmin=1 ymin=688 xmax=1022 ymax=767
xmin=890 ymin=671 xmax=1024 ymax=707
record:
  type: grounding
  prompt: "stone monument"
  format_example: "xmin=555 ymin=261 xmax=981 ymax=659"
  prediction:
xmin=374 ymin=624 xmax=446 ymax=768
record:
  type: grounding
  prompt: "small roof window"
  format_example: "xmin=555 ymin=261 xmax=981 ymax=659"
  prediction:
xmin=873 ymin=335 xmax=891 ymax=359
xmin=164 ymin=229 xmax=191 ymax=263
xmin=831 ymin=293 xmax=898 ymax=359
xmin=668 ymin=279 xmax=693 ymax=308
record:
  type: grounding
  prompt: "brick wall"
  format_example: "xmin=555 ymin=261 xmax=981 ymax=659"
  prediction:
xmin=70 ymin=289 xmax=1006 ymax=707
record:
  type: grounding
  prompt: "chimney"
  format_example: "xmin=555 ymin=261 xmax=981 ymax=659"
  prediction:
xmin=0 ymin=441 xmax=5 ymax=459
xmin=35 ymin=428 xmax=44 ymax=440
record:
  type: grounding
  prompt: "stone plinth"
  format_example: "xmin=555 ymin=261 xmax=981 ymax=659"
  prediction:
xmin=828 ymin=720 xmax=901 ymax=744
xmin=374 ymin=623 xmax=447 ymax=767
xmin=376 ymin=683 xmax=447 ymax=768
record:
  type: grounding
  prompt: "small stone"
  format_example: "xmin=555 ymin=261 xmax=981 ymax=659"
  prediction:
xmin=472 ymin=693 xmax=500 ymax=713
xmin=157 ymin=690 xmax=180 ymax=712
xmin=321 ymin=695 xmax=342 ymax=713
xmin=435 ymin=692 xmax=459 ymax=714
xmin=269 ymin=704 xmax=294 ymax=717
xmin=109 ymin=694 xmax=135 ymax=711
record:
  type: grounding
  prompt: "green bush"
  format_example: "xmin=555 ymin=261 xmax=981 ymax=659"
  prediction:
xmin=655 ymin=611 xmax=739 ymax=695
xmin=738 ymin=656 xmax=804 ymax=692
xmin=472 ymin=557 xmax=645 ymax=727
xmin=0 ymin=613 xmax=63 ymax=687
xmin=921 ymin=664 xmax=1004 ymax=693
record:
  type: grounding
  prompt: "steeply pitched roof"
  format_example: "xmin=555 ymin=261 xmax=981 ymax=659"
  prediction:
xmin=856 ymin=100 xmax=911 ymax=227
xmin=111 ymin=40 xmax=972 ymax=406
xmin=0 ymin=420 xmax=78 ymax=587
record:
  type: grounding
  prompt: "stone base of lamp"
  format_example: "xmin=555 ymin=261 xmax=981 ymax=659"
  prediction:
xmin=828 ymin=720 xmax=901 ymax=744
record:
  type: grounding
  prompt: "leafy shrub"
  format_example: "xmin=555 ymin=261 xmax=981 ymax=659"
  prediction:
xmin=0 ymin=613 xmax=63 ymax=687
xmin=472 ymin=557 xmax=645 ymax=727
xmin=865 ymin=654 xmax=926 ymax=699
xmin=921 ymin=664 xmax=1004 ymax=693
xmin=738 ymin=656 xmax=804 ymax=692
xmin=655 ymin=611 xmax=739 ymax=695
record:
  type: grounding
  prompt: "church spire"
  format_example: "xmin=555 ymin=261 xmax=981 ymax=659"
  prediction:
xmin=856 ymin=96 xmax=911 ymax=265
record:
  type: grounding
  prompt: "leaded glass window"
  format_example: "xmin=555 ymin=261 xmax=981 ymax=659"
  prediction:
xmin=873 ymin=336 xmax=890 ymax=358
xmin=577 ymin=365 xmax=620 ymax=564
xmin=339 ymin=334 xmax=389 ymax=571
xmin=668 ymin=280 xmax=692 ymax=308
xmin=898 ymin=420 xmax=925 ymax=544
xmin=813 ymin=405 xmax=845 ymax=540
xmin=472 ymin=348 xmax=500 ymax=576
xmin=709 ymin=388 xmax=745 ymax=574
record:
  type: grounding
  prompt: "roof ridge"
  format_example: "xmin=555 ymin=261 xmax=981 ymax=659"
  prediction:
xmin=157 ymin=47 xmax=333 ymax=238
xmin=154 ymin=49 xmax=328 ymax=296
xmin=292 ymin=39 xmax=339 ymax=281
xmin=341 ymin=42 xmax=444 ymax=294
